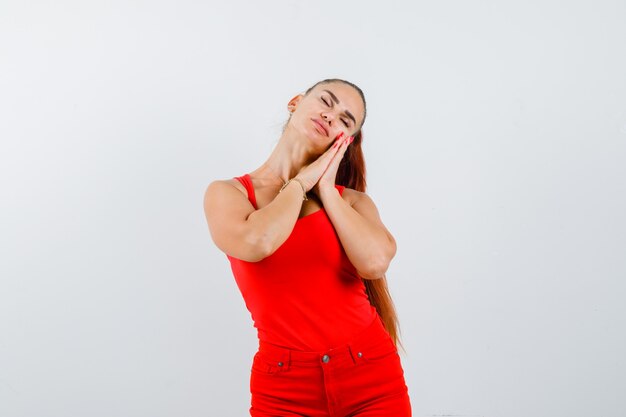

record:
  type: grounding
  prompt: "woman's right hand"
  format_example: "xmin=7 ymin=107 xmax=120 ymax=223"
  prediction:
xmin=294 ymin=132 xmax=346 ymax=192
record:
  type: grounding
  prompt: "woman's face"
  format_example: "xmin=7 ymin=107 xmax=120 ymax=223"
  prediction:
xmin=287 ymin=83 xmax=365 ymax=149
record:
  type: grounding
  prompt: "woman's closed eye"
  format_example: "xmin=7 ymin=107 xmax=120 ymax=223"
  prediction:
xmin=322 ymin=97 xmax=350 ymax=127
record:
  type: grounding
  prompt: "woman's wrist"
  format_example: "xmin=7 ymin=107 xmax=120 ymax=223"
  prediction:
xmin=292 ymin=177 xmax=308 ymax=193
xmin=279 ymin=177 xmax=308 ymax=200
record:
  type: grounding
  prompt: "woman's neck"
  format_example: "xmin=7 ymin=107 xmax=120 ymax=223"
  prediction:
xmin=251 ymin=134 xmax=320 ymax=185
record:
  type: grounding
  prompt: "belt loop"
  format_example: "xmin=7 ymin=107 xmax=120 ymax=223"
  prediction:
xmin=347 ymin=344 xmax=360 ymax=365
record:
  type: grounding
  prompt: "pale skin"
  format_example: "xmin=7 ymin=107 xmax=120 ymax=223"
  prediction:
xmin=204 ymin=82 xmax=396 ymax=279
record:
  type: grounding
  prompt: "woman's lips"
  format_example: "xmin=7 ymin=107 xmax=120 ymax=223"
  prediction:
xmin=312 ymin=118 xmax=328 ymax=136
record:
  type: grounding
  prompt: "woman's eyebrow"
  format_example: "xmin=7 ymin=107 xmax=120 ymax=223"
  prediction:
xmin=322 ymin=89 xmax=356 ymax=125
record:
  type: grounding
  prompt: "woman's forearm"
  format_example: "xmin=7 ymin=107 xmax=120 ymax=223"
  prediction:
xmin=250 ymin=179 xmax=305 ymax=257
xmin=320 ymin=187 xmax=395 ymax=279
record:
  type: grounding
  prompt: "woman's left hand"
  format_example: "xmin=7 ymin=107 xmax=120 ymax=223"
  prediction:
xmin=311 ymin=133 xmax=354 ymax=199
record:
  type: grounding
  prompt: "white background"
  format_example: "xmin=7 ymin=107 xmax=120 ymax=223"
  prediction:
xmin=1 ymin=1 xmax=625 ymax=416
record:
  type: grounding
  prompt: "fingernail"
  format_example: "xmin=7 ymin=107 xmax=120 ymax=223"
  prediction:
xmin=336 ymin=132 xmax=345 ymax=140
xmin=349 ymin=136 xmax=354 ymax=144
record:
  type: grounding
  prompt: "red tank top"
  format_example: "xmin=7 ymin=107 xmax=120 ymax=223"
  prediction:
xmin=226 ymin=173 xmax=379 ymax=351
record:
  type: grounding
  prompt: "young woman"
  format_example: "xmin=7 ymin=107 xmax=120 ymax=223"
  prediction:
xmin=204 ymin=78 xmax=412 ymax=416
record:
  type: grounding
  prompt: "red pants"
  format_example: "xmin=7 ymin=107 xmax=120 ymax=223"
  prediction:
xmin=249 ymin=315 xmax=412 ymax=416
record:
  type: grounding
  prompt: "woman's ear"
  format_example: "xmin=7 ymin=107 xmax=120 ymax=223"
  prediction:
xmin=287 ymin=93 xmax=304 ymax=110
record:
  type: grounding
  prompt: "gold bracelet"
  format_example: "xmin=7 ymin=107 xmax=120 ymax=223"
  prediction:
xmin=279 ymin=178 xmax=308 ymax=201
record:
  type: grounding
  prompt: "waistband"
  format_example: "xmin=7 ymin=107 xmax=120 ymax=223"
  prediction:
xmin=254 ymin=315 xmax=397 ymax=371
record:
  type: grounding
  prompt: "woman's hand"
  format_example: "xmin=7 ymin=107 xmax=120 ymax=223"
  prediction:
xmin=294 ymin=132 xmax=349 ymax=193
xmin=311 ymin=133 xmax=354 ymax=199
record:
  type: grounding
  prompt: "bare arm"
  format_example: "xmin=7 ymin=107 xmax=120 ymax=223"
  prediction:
xmin=319 ymin=187 xmax=396 ymax=279
xmin=247 ymin=179 xmax=308 ymax=257
xmin=203 ymin=179 xmax=306 ymax=261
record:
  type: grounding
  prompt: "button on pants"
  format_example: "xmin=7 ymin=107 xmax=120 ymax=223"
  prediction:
xmin=249 ymin=316 xmax=412 ymax=416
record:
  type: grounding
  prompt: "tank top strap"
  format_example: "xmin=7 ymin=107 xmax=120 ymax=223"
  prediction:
xmin=233 ymin=173 xmax=258 ymax=209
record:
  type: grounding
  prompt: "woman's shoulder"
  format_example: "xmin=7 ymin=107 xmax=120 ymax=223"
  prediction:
xmin=205 ymin=177 xmax=248 ymax=199
xmin=339 ymin=186 xmax=363 ymax=207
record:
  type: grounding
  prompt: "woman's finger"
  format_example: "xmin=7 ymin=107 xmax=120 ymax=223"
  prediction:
xmin=326 ymin=135 xmax=351 ymax=168
xmin=322 ymin=135 xmax=343 ymax=160
xmin=331 ymin=132 xmax=345 ymax=149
